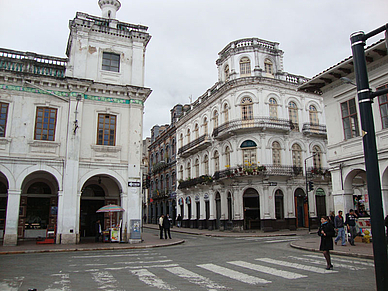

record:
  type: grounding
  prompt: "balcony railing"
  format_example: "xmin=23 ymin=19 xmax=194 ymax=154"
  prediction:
xmin=178 ymin=175 xmax=213 ymax=189
xmin=212 ymin=117 xmax=294 ymax=139
xmin=0 ymin=48 xmax=67 ymax=78
xmin=302 ymin=123 xmax=327 ymax=136
xmin=177 ymin=134 xmax=211 ymax=156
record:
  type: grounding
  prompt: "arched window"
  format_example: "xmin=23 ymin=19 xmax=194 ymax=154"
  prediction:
xmin=224 ymin=65 xmax=230 ymax=81
xmin=288 ymin=101 xmax=299 ymax=131
xmin=272 ymin=141 xmax=281 ymax=165
xmin=203 ymin=155 xmax=209 ymax=175
xmin=275 ymin=190 xmax=284 ymax=219
xmin=194 ymin=124 xmax=199 ymax=139
xmin=172 ymin=172 xmax=176 ymax=186
xmin=225 ymin=146 xmax=231 ymax=167
xmin=155 ymin=153 xmax=159 ymax=163
xmin=313 ymin=145 xmax=322 ymax=169
xmin=223 ymin=103 xmax=229 ymax=124
xmin=166 ymin=174 xmax=169 ymax=190
xmin=171 ymin=139 xmax=175 ymax=156
xmin=187 ymin=162 xmax=191 ymax=179
xmin=241 ymin=97 xmax=253 ymax=120
xmin=161 ymin=149 xmax=164 ymax=161
xmin=179 ymin=133 xmax=183 ymax=148
xmin=269 ymin=98 xmax=278 ymax=119
xmin=241 ymin=140 xmax=257 ymax=165
xmin=309 ymin=105 xmax=318 ymax=125
xmin=160 ymin=175 xmax=164 ymax=190
xmin=214 ymin=151 xmax=220 ymax=172
xmin=179 ymin=165 xmax=184 ymax=180
xmin=213 ymin=110 xmax=219 ymax=129
xmin=292 ymin=143 xmax=302 ymax=168
xmin=195 ymin=158 xmax=200 ymax=177
xmin=203 ymin=117 xmax=208 ymax=135
xmin=264 ymin=59 xmax=273 ymax=75
xmin=187 ymin=129 xmax=191 ymax=144
xmin=240 ymin=57 xmax=251 ymax=76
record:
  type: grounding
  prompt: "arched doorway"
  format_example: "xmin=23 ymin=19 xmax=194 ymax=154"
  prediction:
xmin=243 ymin=188 xmax=260 ymax=230
xmin=315 ymin=188 xmax=326 ymax=219
xmin=215 ymin=192 xmax=221 ymax=229
xmin=294 ymin=188 xmax=307 ymax=227
xmin=0 ymin=176 xmax=8 ymax=239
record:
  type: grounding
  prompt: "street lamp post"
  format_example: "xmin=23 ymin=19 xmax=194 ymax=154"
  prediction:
xmin=350 ymin=24 xmax=388 ymax=291
xmin=304 ymin=153 xmax=316 ymax=233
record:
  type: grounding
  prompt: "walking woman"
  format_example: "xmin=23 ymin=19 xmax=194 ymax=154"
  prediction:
xmin=318 ymin=216 xmax=336 ymax=270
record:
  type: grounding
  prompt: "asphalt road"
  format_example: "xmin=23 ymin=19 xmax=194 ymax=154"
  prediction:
xmin=0 ymin=229 xmax=376 ymax=291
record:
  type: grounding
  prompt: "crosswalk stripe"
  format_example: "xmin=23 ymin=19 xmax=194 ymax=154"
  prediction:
xmin=114 ymin=259 xmax=173 ymax=265
xmin=45 ymin=273 xmax=71 ymax=291
xmin=228 ymin=261 xmax=307 ymax=279
xmin=72 ymin=252 xmax=159 ymax=259
xmin=91 ymin=271 xmax=123 ymax=290
xmin=106 ymin=264 xmax=179 ymax=271
xmin=166 ymin=266 xmax=227 ymax=290
xmin=303 ymin=254 xmax=374 ymax=267
xmin=0 ymin=277 xmax=24 ymax=291
xmin=131 ymin=269 xmax=177 ymax=290
xmin=198 ymin=263 xmax=271 ymax=285
xmin=256 ymin=258 xmax=337 ymax=274
xmin=264 ymin=239 xmax=299 ymax=243
xmin=289 ymin=256 xmax=366 ymax=270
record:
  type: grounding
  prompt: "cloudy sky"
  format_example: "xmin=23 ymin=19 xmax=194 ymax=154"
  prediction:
xmin=1 ymin=0 xmax=387 ymax=137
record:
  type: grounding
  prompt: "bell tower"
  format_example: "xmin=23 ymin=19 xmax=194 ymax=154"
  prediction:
xmin=98 ymin=0 xmax=121 ymax=19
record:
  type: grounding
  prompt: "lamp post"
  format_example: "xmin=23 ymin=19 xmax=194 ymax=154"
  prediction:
xmin=304 ymin=153 xmax=316 ymax=232
xmin=350 ymin=24 xmax=388 ymax=291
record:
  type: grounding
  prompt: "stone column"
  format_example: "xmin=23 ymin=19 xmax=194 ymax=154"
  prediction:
xmin=263 ymin=185 xmax=271 ymax=219
xmin=3 ymin=189 xmax=21 ymax=246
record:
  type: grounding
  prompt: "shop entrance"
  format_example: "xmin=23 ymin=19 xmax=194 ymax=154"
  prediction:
xmin=315 ymin=188 xmax=326 ymax=219
xmin=243 ymin=188 xmax=260 ymax=230
xmin=215 ymin=192 xmax=221 ymax=229
xmin=295 ymin=188 xmax=308 ymax=228
xmin=0 ymin=180 xmax=8 ymax=239
xmin=80 ymin=184 xmax=105 ymax=238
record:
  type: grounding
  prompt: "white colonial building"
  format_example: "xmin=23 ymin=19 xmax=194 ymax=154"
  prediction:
xmin=300 ymin=39 xmax=388 ymax=217
xmin=175 ymin=38 xmax=332 ymax=232
xmin=0 ymin=0 xmax=151 ymax=245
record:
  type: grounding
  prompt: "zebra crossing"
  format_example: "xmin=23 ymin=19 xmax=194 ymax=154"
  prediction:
xmin=235 ymin=235 xmax=301 ymax=243
xmin=0 ymin=251 xmax=373 ymax=291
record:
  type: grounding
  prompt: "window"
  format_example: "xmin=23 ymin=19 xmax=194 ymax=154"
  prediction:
xmin=179 ymin=165 xmax=184 ymax=180
xmin=241 ymin=140 xmax=257 ymax=165
xmin=194 ymin=124 xmax=199 ymax=139
xmin=378 ymin=84 xmax=388 ymax=129
xmin=195 ymin=159 xmax=200 ymax=177
xmin=272 ymin=141 xmax=281 ymax=165
xmin=97 ymin=114 xmax=116 ymax=145
xmin=313 ymin=145 xmax=322 ymax=169
xmin=172 ymin=139 xmax=175 ymax=155
xmin=203 ymin=117 xmax=208 ymax=135
xmin=269 ymin=98 xmax=278 ymax=119
xmin=179 ymin=133 xmax=183 ymax=148
xmin=275 ymin=190 xmax=284 ymax=219
xmin=214 ymin=151 xmax=220 ymax=172
xmin=0 ymin=103 xmax=9 ymax=137
xmin=166 ymin=174 xmax=169 ymax=190
xmin=309 ymin=105 xmax=318 ymax=125
xmin=172 ymin=172 xmax=176 ymax=186
xmin=35 ymin=107 xmax=57 ymax=141
xmin=187 ymin=129 xmax=191 ymax=144
xmin=239 ymin=57 xmax=251 ymax=76
xmin=224 ymin=65 xmax=230 ymax=81
xmin=102 ymin=52 xmax=120 ymax=72
xmin=187 ymin=162 xmax=191 ymax=179
xmin=203 ymin=155 xmax=209 ymax=175
xmin=288 ymin=101 xmax=299 ymax=131
xmin=341 ymin=99 xmax=360 ymax=139
xmin=292 ymin=143 xmax=302 ymax=168
xmin=241 ymin=97 xmax=253 ymax=120
xmin=160 ymin=175 xmax=164 ymax=190
xmin=264 ymin=59 xmax=273 ymax=75
xmin=223 ymin=103 xmax=229 ymax=124
xmin=213 ymin=110 xmax=219 ymax=129
xmin=225 ymin=146 xmax=231 ymax=167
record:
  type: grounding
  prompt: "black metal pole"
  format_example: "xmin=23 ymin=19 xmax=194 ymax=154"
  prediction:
xmin=304 ymin=154 xmax=315 ymax=233
xmin=350 ymin=31 xmax=388 ymax=291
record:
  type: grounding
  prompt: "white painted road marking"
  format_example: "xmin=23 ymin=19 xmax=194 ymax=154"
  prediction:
xmin=256 ymin=258 xmax=337 ymax=274
xmin=304 ymin=254 xmax=374 ymax=267
xmin=45 ymin=273 xmax=71 ymax=291
xmin=228 ymin=260 xmax=307 ymax=279
xmin=167 ymin=266 xmax=227 ymax=290
xmin=91 ymin=271 xmax=123 ymax=290
xmin=198 ymin=263 xmax=271 ymax=285
xmin=289 ymin=256 xmax=366 ymax=270
xmin=0 ymin=277 xmax=24 ymax=291
xmin=131 ymin=269 xmax=177 ymax=290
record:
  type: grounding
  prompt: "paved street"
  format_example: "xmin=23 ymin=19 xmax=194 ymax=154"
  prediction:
xmin=0 ymin=229 xmax=376 ymax=291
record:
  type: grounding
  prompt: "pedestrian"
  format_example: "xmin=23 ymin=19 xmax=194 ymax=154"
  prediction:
xmin=177 ymin=214 xmax=182 ymax=228
xmin=95 ymin=220 xmax=102 ymax=242
xmin=143 ymin=214 xmax=147 ymax=224
xmin=345 ymin=209 xmax=357 ymax=246
xmin=329 ymin=211 xmax=335 ymax=225
xmin=318 ymin=216 xmax=336 ymax=270
xmin=163 ymin=214 xmax=172 ymax=239
xmin=159 ymin=215 xmax=164 ymax=239
xmin=334 ymin=210 xmax=346 ymax=246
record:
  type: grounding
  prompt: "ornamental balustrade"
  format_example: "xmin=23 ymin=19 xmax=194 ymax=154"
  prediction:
xmin=302 ymin=123 xmax=327 ymax=136
xmin=178 ymin=175 xmax=213 ymax=189
xmin=177 ymin=134 xmax=211 ymax=156
xmin=214 ymin=164 xmax=303 ymax=179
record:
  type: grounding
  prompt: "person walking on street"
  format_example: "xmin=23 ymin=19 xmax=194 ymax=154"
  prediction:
xmin=95 ymin=220 xmax=102 ymax=242
xmin=163 ymin=214 xmax=172 ymax=239
xmin=318 ymin=216 xmax=336 ymax=270
xmin=177 ymin=214 xmax=182 ymax=228
xmin=329 ymin=211 xmax=335 ymax=225
xmin=159 ymin=215 xmax=164 ymax=239
xmin=334 ymin=210 xmax=346 ymax=246
xmin=345 ymin=209 xmax=357 ymax=246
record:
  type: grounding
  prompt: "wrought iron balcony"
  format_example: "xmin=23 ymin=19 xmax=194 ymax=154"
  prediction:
xmin=212 ymin=117 xmax=294 ymax=140
xmin=177 ymin=134 xmax=211 ymax=157
xmin=178 ymin=175 xmax=213 ymax=189
xmin=302 ymin=123 xmax=327 ymax=137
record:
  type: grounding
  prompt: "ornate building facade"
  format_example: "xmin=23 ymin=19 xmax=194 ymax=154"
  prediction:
xmin=176 ymin=38 xmax=331 ymax=231
xmin=0 ymin=0 xmax=151 ymax=245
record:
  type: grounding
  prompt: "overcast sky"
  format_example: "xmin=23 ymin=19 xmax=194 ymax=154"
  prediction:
xmin=1 ymin=0 xmax=387 ymax=137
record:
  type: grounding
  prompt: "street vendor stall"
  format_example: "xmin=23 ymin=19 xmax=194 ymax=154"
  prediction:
xmin=96 ymin=204 xmax=124 ymax=243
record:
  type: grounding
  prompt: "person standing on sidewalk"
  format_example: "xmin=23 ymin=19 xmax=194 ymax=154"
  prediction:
xmin=95 ymin=220 xmax=102 ymax=242
xmin=159 ymin=215 xmax=164 ymax=239
xmin=163 ymin=214 xmax=172 ymax=239
xmin=318 ymin=216 xmax=336 ymax=270
xmin=176 ymin=214 xmax=182 ymax=228
xmin=345 ymin=209 xmax=357 ymax=246
xmin=334 ymin=210 xmax=346 ymax=246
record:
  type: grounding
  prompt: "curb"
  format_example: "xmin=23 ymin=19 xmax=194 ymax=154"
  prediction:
xmin=289 ymin=241 xmax=374 ymax=260
xmin=0 ymin=239 xmax=185 ymax=255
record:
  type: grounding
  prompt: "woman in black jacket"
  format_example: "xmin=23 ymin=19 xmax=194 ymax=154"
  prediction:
xmin=318 ymin=216 xmax=336 ymax=270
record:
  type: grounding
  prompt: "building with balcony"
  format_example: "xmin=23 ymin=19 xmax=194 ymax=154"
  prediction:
xmin=0 ymin=0 xmax=151 ymax=245
xmin=176 ymin=38 xmax=331 ymax=232
xmin=299 ymin=39 xmax=388 ymax=218
xmin=147 ymin=105 xmax=183 ymax=224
